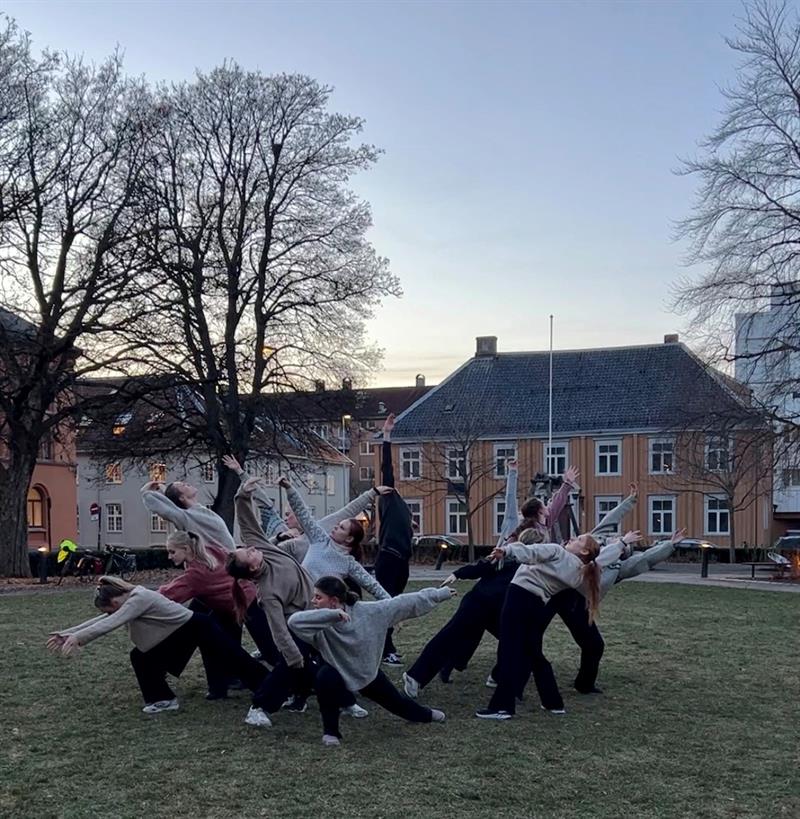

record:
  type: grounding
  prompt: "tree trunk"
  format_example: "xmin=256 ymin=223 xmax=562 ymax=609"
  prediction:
xmin=0 ymin=456 xmax=37 ymax=577
xmin=211 ymin=459 xmax=239 ymax=532
xmin=728 ymin=505 xmax=737 ymax=566
xmin=466 ymin=513 xmax=476 ymax=564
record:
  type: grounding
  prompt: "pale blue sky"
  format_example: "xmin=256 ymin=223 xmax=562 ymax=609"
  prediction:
xmin=4 ymin=0 xmax=744 ymax=385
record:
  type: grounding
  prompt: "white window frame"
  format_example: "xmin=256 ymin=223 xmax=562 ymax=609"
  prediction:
xmin=493 ymin=443 xmax=517 ymax=479
xmin=446 ymin=497 xmax=467 ymax=536
xmin=326 ymin=473 xmax=335 ymax=496
xmin=307 ymin=475 xmax=322 ymax=495
xmin=595 ymin=440 xmax=621 ymax=476
xmin=359 ymin=440 xmax=375 ymax=456
xmin=200 ymin=462 xmax=215 ymax=483
xmin=359 ymin=465 xmax=375 ymax=482
xmin=446 ymin=447 xmax=466 ymax=481
xmin=105 ymin=463 xmax=123 ymax=485
xmin=105 ymin=502 xmax=123 ymax=533
xmin=595 ymin=495 xmax=623 ymax=534
xmin=493 ymin=497 xmax=507 ymax=536
xmin=150 ymin=513 xmax=168 ymax=533
xmin=648 ymin=495 xmax=675 ymax=536
xmin=400 ymin=448 xmax=421 ymax=481
xmin=406 ymin=499 xmax=423 ymax=534
xmin=705 ymin=435 xmax=730 ymax=473
xmin=544 ymin=441 xmax=568 ymax=477
xmin=648 ymin=438 xmax=674 ymax=475
xmin=311 ymin=423 xmax=331 ymax=441
xmin=704 ymin=495 xmax=730 ymax=536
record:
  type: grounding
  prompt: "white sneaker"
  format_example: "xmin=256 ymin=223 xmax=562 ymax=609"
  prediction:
xmin=430 ymin=708 xmax=446 ymax=722
xmin=382 ymin=653 xmax=402 ymax=666
xmin=485 ymin=675 xmax=498 ymax=688
xmin=402 ymin=672 xmax=420 ymax=699
xmin=142 ymin=698 xmax=179 ymax=714
xmin=250 ymin=649 xmax=262 ymax=660
xmin=341 ymin=703 xmax=369 ymax=718
xmin=540 ymin=705 xmax=566 ymax=715
xmin=322 ymin=734 xmax=341 ymax=747
xmin=245 ymin=706 xmax=272 ymax=727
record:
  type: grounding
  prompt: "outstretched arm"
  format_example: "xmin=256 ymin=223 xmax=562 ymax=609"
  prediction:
xmin=224 ymin=455 xmax=288 ymax=539
xmin=318 ymin=488 xmax=378 ymax=532
xmin=498 ymin=459 xmax=519 ymax=544
xmin=592 ymin=483 xmax=638 ymax=538
xmin=141 ymin=483 xmax=190 ymax=531
xmin=281 ymin=479 xmax=328 ymax=544
xmin=381 ymin=587 xmax=455 ymax=627
xmin=234 ymin=477 xmax=272 ymax=549
xmin=545 ymin=466 xmax=579 ymax=527
xmin=491 ymin=542 xmax=562 ymax=564
xmin=347 ymin=560 xmax=391 ymax=600
xmin=381 ymin=413 xmax=396 ymax=488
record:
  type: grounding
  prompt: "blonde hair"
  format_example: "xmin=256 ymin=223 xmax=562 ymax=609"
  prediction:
xmin=97 ymin=575 xmax=136 ymax=592
xmin=518 ymin=528 xmax=544 ymax=545
xmin=166 ymin=531 xmax=218 ymax=570
xmin=578 ymin=534 xmax=602 ymax=624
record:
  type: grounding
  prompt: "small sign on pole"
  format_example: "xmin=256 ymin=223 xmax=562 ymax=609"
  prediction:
xmin=90 ymin=502 xmax=100 ymax=522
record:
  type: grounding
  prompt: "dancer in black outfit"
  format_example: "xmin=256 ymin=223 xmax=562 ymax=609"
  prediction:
xmin=372 ymin=414 xmax=415 ymax=665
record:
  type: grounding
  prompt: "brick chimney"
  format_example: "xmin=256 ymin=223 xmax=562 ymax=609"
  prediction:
xmin=342 ymin=378 xmax=352 ymax=390
xmin=664 ymin=334 xmax=679 ymax=344
xmin=415 ymin=373 xmax=425 ymax=387
xmin=314 ymin=379 xmax=326 ymax=391
xmin=475 ymin=336 xmax=498 ymax=357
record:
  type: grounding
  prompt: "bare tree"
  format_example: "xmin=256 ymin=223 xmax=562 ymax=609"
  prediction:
xmin=675 ymin=0 xmax=800 ymax=427
xmin=658 ymin=409 xmax=781 ymax=563
xmin=131 ymin=66 xmax=399 ymax=526
xmin=0 ymin=24 xmax=153 ymax=575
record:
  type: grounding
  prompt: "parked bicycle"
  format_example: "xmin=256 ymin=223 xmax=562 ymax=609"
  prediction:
xmin=56 ymin=541 xmax=137 ymax=584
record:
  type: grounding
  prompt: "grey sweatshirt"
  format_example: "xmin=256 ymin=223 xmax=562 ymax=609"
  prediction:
xmin=57 ymin=587 xmax=193 ymax=652
xmin=503 ymin=541 xmax=624 ymax=603
xmin=288 ymin=587 xmax=452 ymax=690
xmin=141 ymin=489 xmax=236 ymax=551
xmin=284 ymin=485 xmax=390 ymax=600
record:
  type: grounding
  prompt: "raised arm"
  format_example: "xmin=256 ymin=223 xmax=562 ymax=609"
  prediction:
xmin=597 ymin=530 xmax=643 ymax=568
xmin=495 ymin=542 xmax=562 ymax=565
xmin=380 ymin=413 xmax=396 ymax=488
xmin=224 ymin=455 xmax=288 ymax=539
xmin=545 ymin=466 xmax=579 ymax=527
xmin=141 ymin=483 xmax=190 ymax=530
xmin=347 ymin=559 xmax=391 ymax=600
xmin=498 ymin=459 xmax=519 ymax=544
xmin=281 ymin=479 xmax=328 ymax=544
xmin=380 ymin=586 xmax=454 ymax=627
xmin=234 ymin=478 xmax=272 ymax=549
xmin=591 ymin=483 xmax=638 ymax=538
xmin=318 ymin=488 xmax=378 ymax=532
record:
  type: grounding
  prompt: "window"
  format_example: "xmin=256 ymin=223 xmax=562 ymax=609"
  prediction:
xmin=265 ymin=462 xmax=279 ymax=485
xmin=307 ymin=476 xmax=322 ymax=495
xmin=326 ymin=474 xmax=335 ymax=496
xmin=446 ymin=498 xmax=467 ymax=535
xmin=359 ymin=466 xmax=375 ymax=482
xmin=105 ymin=463 xmax=122 ymax=484
xmin=150 ymin=513 xmax=168 ymax=533
xmin=493 ymin=497 xmax=507 ymax=536
xmin=446 ymin=448 xmax=466 ymax=481
xmin=112 ymin=411 xmax=133 ymax=436
xmin=400 ymin=448 xmax=421 ymax=480
xmin=783 ymin=468 xmax=800 ymax=487
xmin=705 ymin=495 xmax=730 ymax=535
xmin=494 ymin=444 xmax=517 ymax=478
xmin=311 ymin=424 xmax=331 ymax=440
xmin=200 ymin=462 xmax=215 ymax=483
xmin=648 ymin=496 xmax=675 ymax=536
xmin=106 ymin=503 xmax=123 ymax=533
xmin=27 ymin=487 xmax=45 ymax=529
xmin=545 ymin=442 xmax=567 ymax=477
xmin=149 ymin=463 xmax=167 ymax=483
xmin=38 ymin=435 xmax=54 ymax=461
xmin=359 ymin=440 xmax=375 ymax=456
xmin=649 ymin=438 xmax=674 ymax=474
xmin=595 ymin=496 xmax=623 ymax=534
xmin=406 ymin=499 xmax=423 ymax=534
xmin=705 ymin=436 xmax=729 ymax=472
xmin=595 ymin=440 xmax=621 ymax=475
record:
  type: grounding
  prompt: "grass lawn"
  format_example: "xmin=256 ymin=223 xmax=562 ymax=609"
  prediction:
xmin=1 ymin=581 xmax=797 ymax=819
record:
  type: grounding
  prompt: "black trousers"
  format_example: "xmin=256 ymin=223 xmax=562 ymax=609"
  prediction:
xmin=251 ymin=635 xmax=317 ymax=714
xmin=129 ymin=612 xmax=268 ymax=704
xmin=548 ymin=589 xmax=605 ymax=692
xmin=374 ymin=551 xmax=410 ymax=655
xmin=314 ymin=663 xmax=432 ymax=739
xmin=488 ymin=585 xmax=564 ymax=713
xmin=407 ymin=589 xmax=499 ymax=687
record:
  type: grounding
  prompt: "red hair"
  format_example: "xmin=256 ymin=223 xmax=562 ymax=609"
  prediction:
xmin=579 ymin=535 xmax=601 ymax=624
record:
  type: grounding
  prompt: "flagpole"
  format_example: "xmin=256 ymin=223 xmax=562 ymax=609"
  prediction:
xmin=548 ymin=314 xmax=553 ymax=472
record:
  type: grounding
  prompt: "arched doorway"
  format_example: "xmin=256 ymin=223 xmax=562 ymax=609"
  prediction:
xmin=27 ymin=485 xmax=49 ymax=548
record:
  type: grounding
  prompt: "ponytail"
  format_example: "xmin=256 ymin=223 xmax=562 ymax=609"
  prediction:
xmin=578 ymin=534 xmax=602 ymax=624
xmin=166 ymin=531 xmax=218 ymax=570
xmin=229 ymin=579 xmax=249 ymax=625
xmin=316 ymin=575 xmax=359 ymax=606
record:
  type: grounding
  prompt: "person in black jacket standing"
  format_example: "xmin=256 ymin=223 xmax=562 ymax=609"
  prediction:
xmin=373 ymin=413 xmax=415 ymax=665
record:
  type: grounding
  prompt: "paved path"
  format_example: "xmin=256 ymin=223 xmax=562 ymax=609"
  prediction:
xmin=409 ymin=563 xmax=800 ymax=593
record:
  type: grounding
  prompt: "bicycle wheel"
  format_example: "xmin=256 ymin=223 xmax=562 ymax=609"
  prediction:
xmin=119 ymin=555 xmax=137 ymax=582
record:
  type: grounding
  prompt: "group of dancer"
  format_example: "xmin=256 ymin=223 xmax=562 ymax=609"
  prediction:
xmin=48 ymin=413 xmax=684 ymax=744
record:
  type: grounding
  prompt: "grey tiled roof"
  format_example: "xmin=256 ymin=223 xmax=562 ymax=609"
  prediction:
xmin=391 ymin=343 xmax=754 ymax=440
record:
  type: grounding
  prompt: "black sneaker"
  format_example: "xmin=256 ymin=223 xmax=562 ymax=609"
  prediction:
xmin=475 ymin=708 xmax=513 ymax=720
xmin=575 ymin=685 xmax=603 ymax=695
xmin=281 ymin=696 xmax=308 ymax=713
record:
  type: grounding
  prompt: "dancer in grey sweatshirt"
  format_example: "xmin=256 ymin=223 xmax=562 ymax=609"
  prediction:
xmin=288 ymin=576 xmax=454 ymax=746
